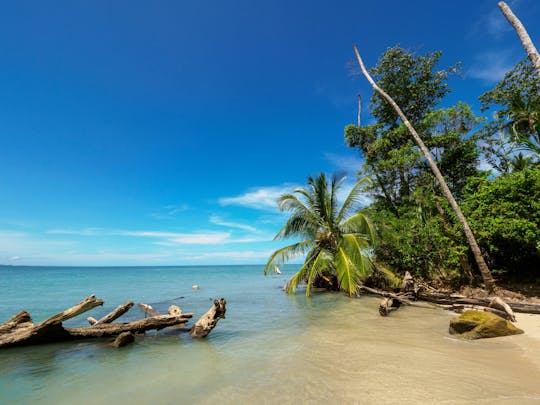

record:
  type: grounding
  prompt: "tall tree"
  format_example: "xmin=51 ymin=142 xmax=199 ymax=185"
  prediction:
xmin=345 ymin=47 xmax=457 ymax=209
xmin=264 ymin=173 xmax=379 ymax=297
xmin=480 ymin=59 xmax=540 ymax=157
xmin=498 ymin=1 xmax=540 ymax=78
xmin=353 ymin=45 xmax=497 ymax=293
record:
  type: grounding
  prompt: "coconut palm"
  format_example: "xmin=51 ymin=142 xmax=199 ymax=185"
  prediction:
xmin=264 ymin=173 xmax=377 ymax=297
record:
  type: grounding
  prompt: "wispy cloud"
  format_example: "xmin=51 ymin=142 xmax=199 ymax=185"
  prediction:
xmin=324 ymin=152 xmax=364 ymax=174
xmin=149 ymin=204 xmax=190 ymax=220
xmin=121 ymin=230 xmax=232 ymax=245
xmin=48 ymin=227 xmax=105 ymax=236
xmin=181 ymin=249 xmax=275 ymax=262
xmin=219 ymin=184 xmax=297 ymax=211
xmin=46 ymin=227 xmax=271 ymax=246
xmin=467 ymin=49 xmax=515 ymax=82
xmin=209 ymin=215 xmax=257 ymax=232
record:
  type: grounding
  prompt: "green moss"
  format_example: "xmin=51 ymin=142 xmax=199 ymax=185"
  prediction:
xmin=449 ymin=310 xmax=524 ymax=339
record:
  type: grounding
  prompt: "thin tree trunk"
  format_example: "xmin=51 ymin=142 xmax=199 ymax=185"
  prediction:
xmin=357 ymin=94 xmax=362 ymax=127
xmin=498 ymin=2 xmax=540 ymax=79
xmin=353 ymin=45 xmax=498 ymax=293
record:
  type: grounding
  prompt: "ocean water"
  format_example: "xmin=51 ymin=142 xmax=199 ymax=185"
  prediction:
xmin=0 ymin=265 xmax=539 ymax=404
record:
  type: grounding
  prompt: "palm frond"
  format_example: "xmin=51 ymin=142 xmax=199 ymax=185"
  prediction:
xmin=340 ymin=210 xmax=376 ymax=243
xmin=305 ymin=249 xmax=333 ymax=297
xmin=337 ymin=176 xmax=371 ymax=223
xmin=334 ymin=247 xmax=361 ymax=296
xmin=264 ymin=240 xmax=314 ymax=275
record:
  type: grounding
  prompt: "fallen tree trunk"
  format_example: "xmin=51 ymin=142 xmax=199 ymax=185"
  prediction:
xmin=0 ymin=311 xmax=33 ymax=334
xmin=190 ymin=299 xmax=227 ymax=338
xmin=438 ymin=304 xmax=513 ymax=320
xmin=113 ymin=332 xmax=135 ymax=348
xmin=359 ymin=286 xmax=414 ymax=306
xmin=418 ymin=292 xmax=540 ymax=315
xmin=379 ymin=297 xmax=400 ymax=316
xmin=1 ymin=294 xmax=226 ymax=349
xmin=68 ymin=314 xmax=193 ymax=338
xmin=0 ymin=295 xmax=104 ymax=348
xmin=88 ymin=301 xmax=134 ymax=326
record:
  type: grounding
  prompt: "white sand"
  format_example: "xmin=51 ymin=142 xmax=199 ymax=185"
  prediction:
xmin=515 ymin=313 xmax=540 ymax=340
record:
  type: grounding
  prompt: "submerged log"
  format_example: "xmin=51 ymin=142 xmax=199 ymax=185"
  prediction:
xmin=0 ymin=311 xmax=33 ymax=334
xmin=190 ymin=299 xmax=227 ymax=338
xmin=379 ymin=297 xmax=400 ymax=316
xmin=112 ymin=332 xmax=135 ymax=348
xmin=88 ymin=301 xmax=134 ymax=326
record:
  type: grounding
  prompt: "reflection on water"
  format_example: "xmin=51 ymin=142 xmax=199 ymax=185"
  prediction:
xmin=1 ymin=266 xmax=539 ymax=404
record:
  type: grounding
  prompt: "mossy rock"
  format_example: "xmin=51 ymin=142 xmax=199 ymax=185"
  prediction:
xmin=449 ymin=310 xmax=524 ymax=339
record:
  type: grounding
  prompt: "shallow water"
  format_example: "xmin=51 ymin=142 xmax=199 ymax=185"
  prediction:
xmin=0 ymin=265 xmax=539 ymax=404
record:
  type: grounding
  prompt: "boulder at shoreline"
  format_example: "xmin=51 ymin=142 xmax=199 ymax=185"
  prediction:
xmin=449 ymin=310 xmax=524 ymax=339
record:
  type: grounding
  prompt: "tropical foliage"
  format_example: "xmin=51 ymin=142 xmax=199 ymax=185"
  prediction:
xmin=345 ymin=48 xmax=540 ymax=285
xmin=264 ymin=173 xmax=378 ymax=296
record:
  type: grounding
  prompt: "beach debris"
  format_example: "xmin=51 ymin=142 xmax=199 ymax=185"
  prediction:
xmin=190 ymin=298 xmax=227 ymax=338
xmin=359 ymin=272 xmax=540 ymax=322
xmin=449 ymin=310 xmax=524 ymax=339
xmin=88 ymin=301 xmax=134 ymax=326
xmin=112 ymin=332 xmax=135 ymax=348
xmin=138 ymin=303 xmax=161 ymax=317
xmin=0 ymin=294 xmax=227 ymax=349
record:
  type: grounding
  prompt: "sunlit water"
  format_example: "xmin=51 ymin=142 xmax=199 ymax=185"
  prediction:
xmin=0 ymin=265 xmax=539 ymax=404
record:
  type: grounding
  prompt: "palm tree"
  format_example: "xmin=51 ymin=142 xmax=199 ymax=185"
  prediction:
xmin=264 ymin=173 xmax=376 ymax=297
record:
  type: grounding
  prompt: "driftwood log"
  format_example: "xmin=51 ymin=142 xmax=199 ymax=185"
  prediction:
xmin=88 ymin=301 xmax=134 ymax=326
xmin=113 ymin=332 xmax=135 ymax=348
xmin=418 ymin=292 xmax=540 ymax=316
xmin=190 ymin=298 xmax=227 ymax=338
xmin=0 ymin=294 xmax=226 ymax=349
xmin=360 ymin=274 xmax=538 ymax=320
xmin=67 ymin=314 xmax=193 ymax=338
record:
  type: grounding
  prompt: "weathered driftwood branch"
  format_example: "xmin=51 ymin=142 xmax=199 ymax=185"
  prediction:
xmin=353 ymin=44 xmax=497 ymax=293
xmin=1 ymin=295 xmax=226 ymax=349
xmin=379 ymin=297 xmax=400 ymax=316
xmin=138 ymin=303 xmax=161 ymax=317
xmin=0 ymin=295 xmax=104 ymax=348
xmin=418 ymin=292 xmax=540 ymax=315
xmin=359 ymin=285 xmax=413 ymax=306
xmin=439 ymin=303 xmax=512 ymax=320
xmin=498 ymin=1 xmax=540 ymax=78
xmin=37 ymin=295 xmax=104 ymax=329
xmin=88 ymin=301 xmax=134 ymax=326
xmin=0 ymin=311 xmax=33 ymax=334
xmin=190 ymin=299 xmax=227 ymax=338
xmin=490 ymin=297 xmax=516 ymax=322
xmin=113 ymin=332 xmax=135 ymax=348
xmin=68 ymin=314 xmax=193 ymax=338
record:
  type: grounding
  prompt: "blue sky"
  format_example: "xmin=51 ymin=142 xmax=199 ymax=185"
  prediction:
xmin=1 ymin=0 xmax=539 ymax=266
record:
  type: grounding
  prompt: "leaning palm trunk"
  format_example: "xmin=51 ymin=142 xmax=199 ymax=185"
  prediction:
xmin=498 ymin=1 xmax=540 ymax=79
xmin=353 ymin=45 xmax=497 ymax=293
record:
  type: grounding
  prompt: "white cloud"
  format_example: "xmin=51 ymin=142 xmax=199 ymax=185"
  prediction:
xmin=149 ymin=204 xmax=190 ymax=219
xmin=324 ymin=152 xmax=364 ymax=174
xmin=47 ymin=227 xmax=104 ymax=236
xmin=209 ymin=215 xmax=257 ymax=232
xmin=119 ymin=230 xmax=233 ymax=245
xmin=219 ymin=184 xmax=298 ymax=211
xmin=467 ymin=50 xmax=515 ymax=82
xmin=182 ymin=249 xmax=275 ymax=262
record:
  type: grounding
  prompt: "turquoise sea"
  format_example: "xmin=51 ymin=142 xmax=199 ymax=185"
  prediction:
xmin=1 ymin=265 xmax=540 ymax=404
